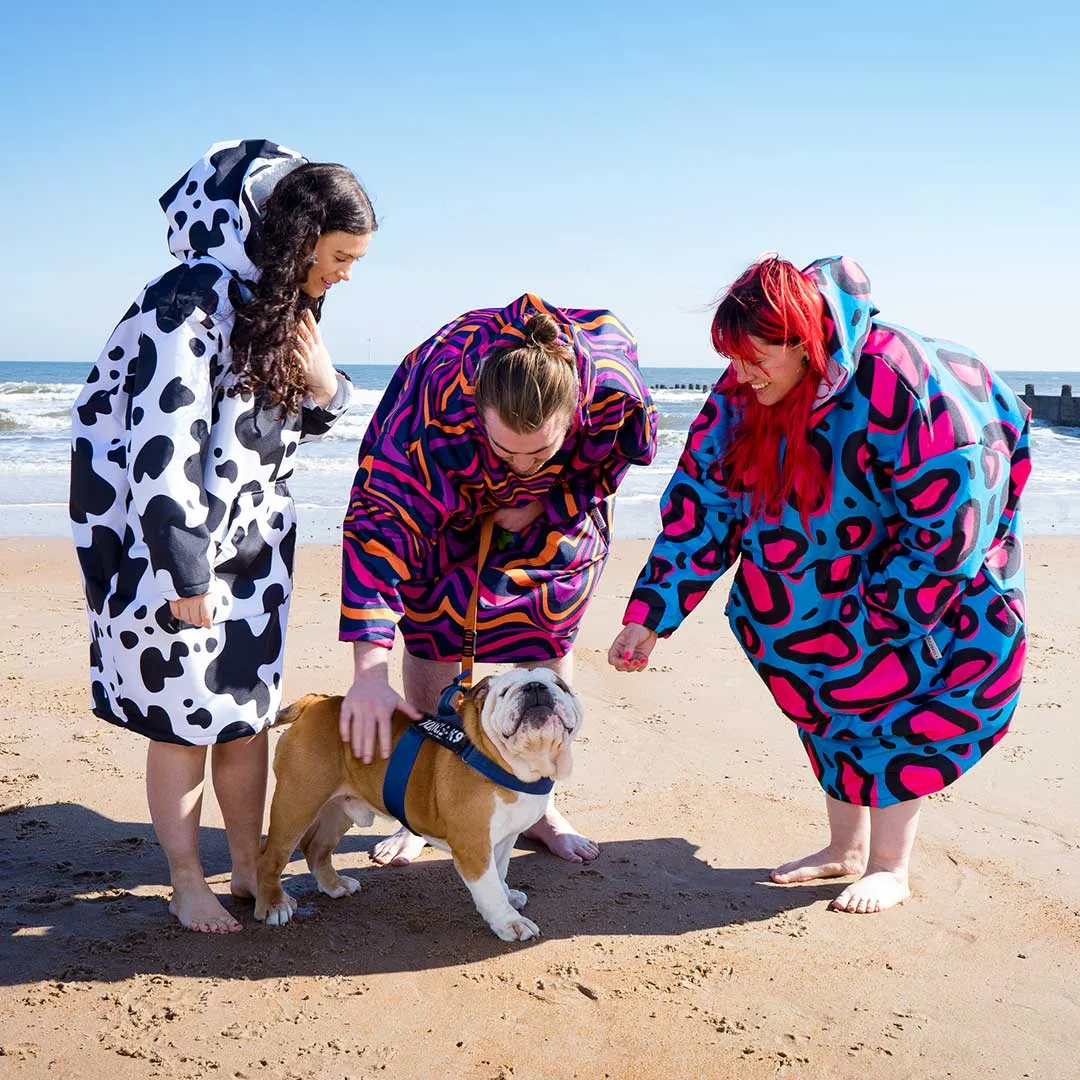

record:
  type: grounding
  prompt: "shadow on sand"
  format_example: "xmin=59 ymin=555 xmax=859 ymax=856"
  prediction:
xmin=2 ymin=801 xmax=844 ymax=986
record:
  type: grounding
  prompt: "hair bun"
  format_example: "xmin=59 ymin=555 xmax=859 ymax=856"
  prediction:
xmin=523 ymin=313 xmax=561 ymax=351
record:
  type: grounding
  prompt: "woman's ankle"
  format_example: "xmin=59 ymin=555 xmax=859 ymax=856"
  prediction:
xmin=824 ymin=842 xmax=869 ymax=875
xmin=863 ymin=855 xmax=912 ymax=879
xmin=167 ymin=861 xmax=209 ymax=891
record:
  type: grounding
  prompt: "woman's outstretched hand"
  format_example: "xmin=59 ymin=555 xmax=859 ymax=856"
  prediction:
xmin=294 ymin=309 xmax=339 ymax=406
xmin=607 ymin=622 xmax=657 ymax=672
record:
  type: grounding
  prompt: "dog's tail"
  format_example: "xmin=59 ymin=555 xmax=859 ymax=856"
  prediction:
xmin=274 ymin=693 xmax=333 ymax=728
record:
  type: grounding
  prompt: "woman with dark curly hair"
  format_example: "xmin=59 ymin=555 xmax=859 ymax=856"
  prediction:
xmin=70 ymin=139 xmax=376 ymax=932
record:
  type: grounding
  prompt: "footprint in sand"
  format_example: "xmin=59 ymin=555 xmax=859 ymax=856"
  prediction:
xmin=15 ymin=818 xmax=51 ymax=839
xmin=16 ymin=890 xmax=74 ymax=913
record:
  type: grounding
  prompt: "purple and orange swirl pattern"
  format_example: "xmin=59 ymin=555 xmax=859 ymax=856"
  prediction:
xmin=341 ymin=293 xmax=657 ymax=660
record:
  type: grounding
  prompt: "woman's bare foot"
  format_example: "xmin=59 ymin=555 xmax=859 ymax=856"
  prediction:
xmin=771 ymin=845 xmax=867 ymax=884
xmin=372 ymin=826 xmax=428 ymax=866
xmin=522 ymin=806 xmax=599 ymax=864
xmin=831 ymin=869 xmax=910 ymax=914
xmin=168 ymin=874 xmax=242 ymax=933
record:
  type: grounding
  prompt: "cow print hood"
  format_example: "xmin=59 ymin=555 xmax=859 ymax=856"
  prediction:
xmin=158 ymin=139 xmax=307 ymax=281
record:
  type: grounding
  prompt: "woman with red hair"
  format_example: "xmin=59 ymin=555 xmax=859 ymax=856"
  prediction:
xmin=608 ymin=256 xmax=1031 ymax=914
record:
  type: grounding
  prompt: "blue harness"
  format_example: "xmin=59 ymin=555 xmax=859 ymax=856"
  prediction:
xmin=382 ymin=673 xmax=555 ymax=836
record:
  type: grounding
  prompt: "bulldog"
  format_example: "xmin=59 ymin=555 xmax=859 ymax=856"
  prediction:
xmin=254 ymin=667 xmax=584 ymax=941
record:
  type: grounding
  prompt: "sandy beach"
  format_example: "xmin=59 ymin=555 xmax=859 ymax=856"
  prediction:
xmin=1 ymin=536 xmax=1077 ymax=1080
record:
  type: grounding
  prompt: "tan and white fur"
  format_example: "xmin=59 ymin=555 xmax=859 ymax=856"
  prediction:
xmin=254 ymin=668 xmax=584 ymax=941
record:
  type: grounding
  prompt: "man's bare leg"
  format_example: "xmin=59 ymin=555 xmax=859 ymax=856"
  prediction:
xmin=519 ymin=652 xmax=599 ymax=864
xmin=370 ymin=651 xmax=458 ymax=866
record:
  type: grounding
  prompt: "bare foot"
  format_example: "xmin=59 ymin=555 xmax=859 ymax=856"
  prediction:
xmin=522 ymin=806 xmax=599 ymax=864
xmin=168 ymin=878 xmax=242 ymax=933
xmin=771 ymin=846 xmax=867 ymax=885
xmin=229 ymin=868 xmax=257 ymax=901
xmin=372 ymin=826 xmax=428 ymax=866
xmin=831 ymin=869 xmax=910 ymax=914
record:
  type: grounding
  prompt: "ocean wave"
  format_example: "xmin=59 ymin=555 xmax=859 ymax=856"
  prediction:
xmin=0 ymin=415 xmax=73 ymax=434
xmin=0 ymin=379 xmax=386 ymax=401
xmin=0 ymin=382 xmax=381 ymax=438
xmin=0 ymin=457 xmax=70 ymax=474
xmin=0 ymin=381 xmax=84 ymax=397
xmin=281 ymin=457 xmax=360 ymax=474
xmin=346 ymin=388 xmax=389 ymax=405
xmin=650 ymin=388 xmax=712 ymax=404
xmin=3 ymin=370 xmax=1079 ymax=540
xmin=0 ymin=502 xmax=68 ymax=509
xmin=655 ymin=423 xmax=692 ymax=445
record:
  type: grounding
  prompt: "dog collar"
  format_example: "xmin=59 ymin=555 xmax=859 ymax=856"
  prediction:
xmin=382 ymin=713 xmax=555 ymax=836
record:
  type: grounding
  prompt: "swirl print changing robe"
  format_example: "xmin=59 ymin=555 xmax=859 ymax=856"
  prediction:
xmin=624 ymin=257 xmax=1031 ymax=807
xmin=341 ymin=293 xmax=657 ymax=662
xmin=70 ymin=140 xmax=352 ymax=745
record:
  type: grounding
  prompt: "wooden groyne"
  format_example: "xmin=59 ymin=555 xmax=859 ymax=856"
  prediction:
xmin=650 ymin=383 xmax=713 ymax=391
xmin=1020 ymin=384 xmax=1080 ymax=427
xmin=651 ymin=381 xmax=1079 ymax=428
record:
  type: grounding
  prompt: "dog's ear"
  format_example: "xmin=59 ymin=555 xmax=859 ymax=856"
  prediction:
xmin=552 ymin=673 xmax=573 ymax=696
xmin=275 ymin=693 xmax=329 ymax=727
xmin=465 ymin=675 xmax=492 ymax=714
xmin=553 ymin=741 xmax=575 ymax=781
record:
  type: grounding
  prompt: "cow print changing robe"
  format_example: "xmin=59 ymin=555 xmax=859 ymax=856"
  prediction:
xmin=70 ymin=140 xmax=352 ymax=745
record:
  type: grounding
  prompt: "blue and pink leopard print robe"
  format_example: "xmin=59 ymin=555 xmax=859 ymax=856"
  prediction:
xmin=625 ymin=257 xmax=1031 ymax=806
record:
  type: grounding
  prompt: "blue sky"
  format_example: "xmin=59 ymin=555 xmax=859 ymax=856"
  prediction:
xmin=1 ymin=1 xmax=1076 ymax=369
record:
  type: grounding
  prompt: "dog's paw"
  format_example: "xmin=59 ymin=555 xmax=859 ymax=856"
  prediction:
xmin=505 ymin=888 xmax=528 ymax=910
xmin=490 ymin=914 xmax=540 ymax=942
xmin=255 ymin=890 xmax=298 ymax=927
xmin=316 ymin=873 xmax=361 ymax=900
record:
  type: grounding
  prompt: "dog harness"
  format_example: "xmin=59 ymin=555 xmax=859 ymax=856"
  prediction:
xmin=381 ymin=516 xmax=555 ymax=835
xmin=381 ymin=673 xmax=556 ymax=835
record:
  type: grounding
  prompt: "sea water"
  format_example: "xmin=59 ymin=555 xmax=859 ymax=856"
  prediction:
xmin=3 ymin=362 xmax=1078 ymax=541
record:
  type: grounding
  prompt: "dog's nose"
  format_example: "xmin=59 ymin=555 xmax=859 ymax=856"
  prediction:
xmin=518 ymin=682 xmax=556 ymax=727
xmin=521 ymin=681 xmax=554 ymax=706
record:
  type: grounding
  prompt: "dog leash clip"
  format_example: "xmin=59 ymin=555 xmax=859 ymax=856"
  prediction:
xmin=436 ymin=671 xmax=471 ymax=722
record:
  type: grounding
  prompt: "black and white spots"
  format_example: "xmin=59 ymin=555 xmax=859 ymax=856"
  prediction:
xmin=70 ymin=140 xmax=351 ymax=746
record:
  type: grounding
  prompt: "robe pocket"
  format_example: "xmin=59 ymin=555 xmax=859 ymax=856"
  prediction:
xmin=813 ymin=620 xmax=955 ymax=717
xmin=211 ymin=488 xmax=296 ymax=622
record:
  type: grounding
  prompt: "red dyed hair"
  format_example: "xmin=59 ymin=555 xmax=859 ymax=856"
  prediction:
xmin=711 ymin=256 xmax=831 ymax=521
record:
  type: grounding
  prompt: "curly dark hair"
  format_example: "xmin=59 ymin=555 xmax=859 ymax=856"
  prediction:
xmin=229 ymin=162 xmax=376 ymax=415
